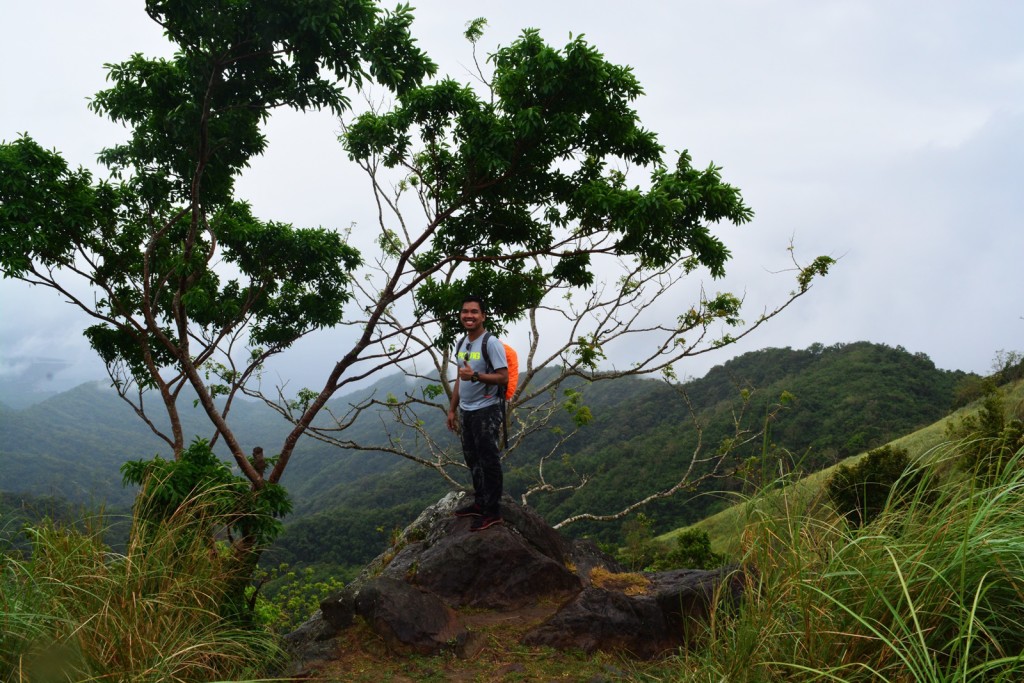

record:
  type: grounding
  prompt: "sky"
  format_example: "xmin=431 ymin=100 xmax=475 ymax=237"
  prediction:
xmin=2 ymin=0 xmax=1022 ymax=397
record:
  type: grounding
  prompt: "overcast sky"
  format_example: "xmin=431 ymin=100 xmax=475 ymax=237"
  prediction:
xmin=2 ymin=1 xmax=1022 ymax=395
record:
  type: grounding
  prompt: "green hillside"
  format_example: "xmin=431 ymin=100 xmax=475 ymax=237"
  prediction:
xmin=0 ymin=341 xmax=976 ymax=574
xmin=269 ymin=341 xmax=969 ymax=571
xmin=669 ymin=376 xmax=1024 ymax=557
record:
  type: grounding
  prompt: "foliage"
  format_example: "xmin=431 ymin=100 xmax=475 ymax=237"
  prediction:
xmin=0 ymin=0 xmax=435 ymax=478
xmin=344 ymin=27 xmax=755 ymax=346
xmin=648 ymin=527 xmax=728 ymax=571
xmin=991 ymin=349 xmax=1024 ymax=386
xmin=946 ymin=386 xmax=1024 ymax=482
xmin=0 ymin=493 xmax=281 ymax=682
xmin=121 ymin=438 xmax=293 ymax=617
xmin=255 ymin=565 xmax=346 ymax=634
xmin=826 ymin=444 xmax=922 ymax=527
xmin=121 ymin=438 xmax=291 ymax=550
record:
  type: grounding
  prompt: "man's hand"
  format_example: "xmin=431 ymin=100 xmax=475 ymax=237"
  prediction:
xmin=458 ymin=360 xmax=475 ymax=382
xmin=447 ymin=408 xmax=458 ymax=432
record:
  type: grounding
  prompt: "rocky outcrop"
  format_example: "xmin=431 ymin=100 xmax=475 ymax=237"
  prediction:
xmin=522 ymin=566 xmax=743 ymax=658
xmin=283 ymin=491 xmax=742 ymax=674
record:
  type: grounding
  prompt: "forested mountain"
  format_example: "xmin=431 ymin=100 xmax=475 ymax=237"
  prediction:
xmin=267 ymin=342 xmax=969 ymax=571
xmin=1 ymin=342 xmax=969 ymax=573
xmin=0 ymin=381 xmax=287 ymax=507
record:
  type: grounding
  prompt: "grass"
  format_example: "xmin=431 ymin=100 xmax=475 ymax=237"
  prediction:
xmin=0 ymin=488 xmax=281 ymax=683
xmin=5 ymin=383 xmax=1022 ymax=682
xmin=651 ymin=442 xmax=1024 ymax=682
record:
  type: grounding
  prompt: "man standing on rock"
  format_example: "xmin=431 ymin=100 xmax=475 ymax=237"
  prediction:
xmin=447 ymin=295 xmax=509 ymax=531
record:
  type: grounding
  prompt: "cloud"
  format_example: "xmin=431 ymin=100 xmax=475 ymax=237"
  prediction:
xmin=1 ymin=0 xmax=1021 ymax=395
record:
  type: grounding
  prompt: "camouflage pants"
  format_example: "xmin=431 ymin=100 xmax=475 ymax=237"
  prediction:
xmin=459 ymin=403 xmax=503 ymax=515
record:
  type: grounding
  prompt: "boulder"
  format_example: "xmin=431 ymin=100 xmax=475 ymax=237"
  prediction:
xmin=398 ymin=518 xmax=581 ymax=609
xmin=354 ymin=576 xmax=464 ymax=655
xmin=523 ymin=565 xmax=742 ymax=658
xmin=364 ymin=492 xmax=583 ymax=609
xmin=284 ymin=491 xmax=741 ymax=671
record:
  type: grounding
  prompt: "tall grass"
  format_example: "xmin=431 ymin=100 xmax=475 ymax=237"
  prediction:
xmin=662 ymin=443 xmax=1024 ymax=682
xmin=0 ymin=487 xmax=281 ymax=683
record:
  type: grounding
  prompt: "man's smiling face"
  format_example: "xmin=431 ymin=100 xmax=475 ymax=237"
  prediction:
xmin=461 ymin=301 xmax=484 ymax=333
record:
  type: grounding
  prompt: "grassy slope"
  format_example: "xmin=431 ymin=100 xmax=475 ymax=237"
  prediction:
xmin=663 ymin=378 xmax=1024 ymax=557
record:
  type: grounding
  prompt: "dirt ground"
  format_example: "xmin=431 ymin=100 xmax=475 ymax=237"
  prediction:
xmin=296 ymin=601 xmax=678 ymax=682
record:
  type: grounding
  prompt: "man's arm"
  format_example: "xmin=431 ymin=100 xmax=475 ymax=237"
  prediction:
xmin=447 ymin=376 xmax=461 ymax=432
xmin=474 ymin=367 xmax=509 ymax=386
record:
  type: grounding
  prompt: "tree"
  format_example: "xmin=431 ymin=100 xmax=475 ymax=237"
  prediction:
xmin=1 ymin=0 xmax=434 ymax=590
xmin=273 ymin=20 xmax=833 ymax=528
xmin=1 ymin=6 xmax=831 ymax=584
xmin=2 ymin=0 xmax=432 ymax=477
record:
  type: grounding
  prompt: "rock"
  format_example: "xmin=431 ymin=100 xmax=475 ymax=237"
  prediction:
xmin=568 ymin=538 xmax=626 ymax=587
xmin=320 ymin=587 xmax=356 ymax=631
xmin=650 ymin=567 xmax=744 ymax=632
xmin=397 ymin=518 xmax=582 ymax=609
xmin=283 ymin=491 xmax=741 ymax=670
xmin=522 ymin=586 xmax=671 ymax=657
xmin=522 ymin=565 xmax=742 ymax=658
xmin=368 ymin=493 xmax=586 ymax=609
xmin=354 ymin=576 xmax=465 ymax=655
xmin=279 ymin=609 xmax=340 ymax=678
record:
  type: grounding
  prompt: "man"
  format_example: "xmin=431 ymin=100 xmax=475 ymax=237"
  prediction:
xmin=447 ymin=295 xmax=509 ymax=531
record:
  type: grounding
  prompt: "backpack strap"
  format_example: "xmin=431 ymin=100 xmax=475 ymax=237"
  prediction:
xmin=479 ymin=331 xmax=494 ymax=373
xmin=478 ymin=331 xmax=511 ymax=450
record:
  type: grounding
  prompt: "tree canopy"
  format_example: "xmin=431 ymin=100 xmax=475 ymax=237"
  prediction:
xmin=0 ymin=3 xmax=831 ymax=564
xmin=1 ymin=0 xmax=434 ymax=478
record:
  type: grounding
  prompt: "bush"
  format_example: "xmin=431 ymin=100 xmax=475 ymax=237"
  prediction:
xmin=649 ymin=528 xmax=728 ymax=571
xmin=826 ymin=444 xmax=920 ymax=527
xmin=946 ymin=388 xmax=1024 ymax=482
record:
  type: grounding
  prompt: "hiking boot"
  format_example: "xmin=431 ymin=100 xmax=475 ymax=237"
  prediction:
xmin=453 ymin=502 xmax=483 ymax=517
xmin=470 ymin=514 xmax=503 ymax=532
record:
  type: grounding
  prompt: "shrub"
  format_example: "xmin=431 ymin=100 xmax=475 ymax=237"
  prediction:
xmin=826 ymin=444 xmax=920 ymax=527
xmin=946 ymin=388 xmax=1024 ymax=482
xmin=649 ymin=528 xmax=728 ymax=571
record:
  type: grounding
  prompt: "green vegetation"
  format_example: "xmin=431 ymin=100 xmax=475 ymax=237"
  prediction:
xmin=0 ymin=489 xmax=281 ymax=682
xmin=946 ymin=385 xmax=1024 ymax=482
xmin=664 ymin=442 xmax=1024 ymax=682
xmin=254 ymin=565 xmax=347 ymax=635
xmin=2 ymin=341 xmax=971 ymax=572
xmin=271 ymin=341 xmax=966 ymax=562
xmin=4 ymin=377 xmax=1022 ymax=681
xmin=826 ymin=444 xmax=921 ymax=527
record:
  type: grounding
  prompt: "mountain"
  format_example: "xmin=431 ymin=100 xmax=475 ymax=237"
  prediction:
xmin=0 ymin=342 xmax=971 ymax=571
xmin=268 ymin=342 xmax=970 ymax=569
